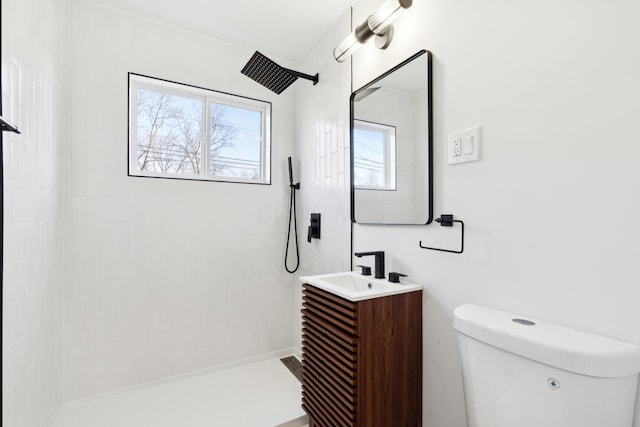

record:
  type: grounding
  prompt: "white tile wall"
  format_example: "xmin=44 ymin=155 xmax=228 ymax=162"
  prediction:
xmin=2 ymin=0 xmax=69 ymax=425
xmin=292 ymin=12 xmax=353 ymax=351
xmin=64 ymin=0 xmax=296 ymax=401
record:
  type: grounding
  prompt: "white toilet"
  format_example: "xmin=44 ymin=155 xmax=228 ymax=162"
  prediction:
xmin=453 ymin=304 xmax=640 ymax=427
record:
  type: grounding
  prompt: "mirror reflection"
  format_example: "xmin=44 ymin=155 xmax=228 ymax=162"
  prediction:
xmin=351 ymin=50 xmax=432 ymax=224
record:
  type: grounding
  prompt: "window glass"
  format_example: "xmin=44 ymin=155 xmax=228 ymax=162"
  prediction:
xmin=353 ymin=120 xmax=396 ymax=190
xmin=129 ymin=74 xmax=271 ymax=184
xmin=136 ymin=89 xmax=202 ymax=175
xmin=210 ymin=104 xmax=262 ymax=180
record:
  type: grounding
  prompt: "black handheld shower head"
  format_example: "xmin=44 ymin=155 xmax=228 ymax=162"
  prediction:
xmin=287 ymin=156 xmax=299 ymax=189
xmin=241 ymin=51 xmax=319 ymax=94
xmin=288 ymin=156 xmax=294 ymax=185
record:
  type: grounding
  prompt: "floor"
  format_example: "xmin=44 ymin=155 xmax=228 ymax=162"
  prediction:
xmin=56 ymin=357 xmax=307 ymax=427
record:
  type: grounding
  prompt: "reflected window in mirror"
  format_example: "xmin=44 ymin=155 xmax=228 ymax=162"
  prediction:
xmin=353 ymin=120 xmax=396 ymax=191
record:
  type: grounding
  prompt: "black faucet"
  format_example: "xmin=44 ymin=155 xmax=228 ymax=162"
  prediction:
xmin=354 ymin=251 xmax=385 ymax=279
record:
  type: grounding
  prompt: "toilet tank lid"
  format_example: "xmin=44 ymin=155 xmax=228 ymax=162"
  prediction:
xmin=453 ymin=304 xmax=640 ymax=378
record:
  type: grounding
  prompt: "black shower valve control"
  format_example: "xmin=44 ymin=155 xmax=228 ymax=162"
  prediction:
xmin=307 ymin=213 xmax=321 ymax=243
xmin=388 ymin=272 xmax=408 ymax=283
xmin=356 ymin=265 xmax=372 ymax=276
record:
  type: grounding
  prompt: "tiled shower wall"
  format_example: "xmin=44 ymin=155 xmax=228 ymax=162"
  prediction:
xmin=292 ymin=11 xmax=352 ymax=351
xmin=2 ymin=0 xmax=69 ymax=425
xmin=64 ymin=1 xmax=296 ymax=401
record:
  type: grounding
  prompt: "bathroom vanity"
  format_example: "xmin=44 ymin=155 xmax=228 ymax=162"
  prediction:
xmin=300 ymin=273 xmax=422 ymax=426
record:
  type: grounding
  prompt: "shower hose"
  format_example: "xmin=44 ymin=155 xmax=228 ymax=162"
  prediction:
xmin=284 ymin=180 xmax=300 ymax=273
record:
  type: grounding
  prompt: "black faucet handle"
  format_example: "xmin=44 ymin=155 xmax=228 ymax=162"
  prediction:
xmin=356 ymin=265 xmax=372 ymax=276
xmin=388 ymin=272 xmax=408 ymax=283
xmin=354 ymin=251 xmax=385 ymax=279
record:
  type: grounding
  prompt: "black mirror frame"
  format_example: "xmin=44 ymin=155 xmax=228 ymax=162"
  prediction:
xmin=350 ymin=49 xmax=433 ymax=225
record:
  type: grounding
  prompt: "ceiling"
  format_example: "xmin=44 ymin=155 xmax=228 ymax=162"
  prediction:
xmin=90 ymin=0 xmax=354 ymax=63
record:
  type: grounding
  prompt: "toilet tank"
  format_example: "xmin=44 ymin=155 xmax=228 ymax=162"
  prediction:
xmin=453 ymin=304 xmax=640 ymax=427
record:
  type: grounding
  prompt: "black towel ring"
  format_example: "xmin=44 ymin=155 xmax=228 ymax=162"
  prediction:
xmin=419 ymin=214 xmax=464 ymax=254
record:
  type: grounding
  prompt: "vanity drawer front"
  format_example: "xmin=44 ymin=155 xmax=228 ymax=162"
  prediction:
xmin=301 ymin=312 xmax=358 ymax=380
xmin=302 ymin=284 xmax=358 ymax=426
xmin=302 ymin=329 xmax=356 ymax=384
xmin=302 ymin=284 xmax=357 ymax=334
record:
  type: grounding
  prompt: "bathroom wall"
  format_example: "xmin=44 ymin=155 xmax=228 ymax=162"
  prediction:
xmin=348 ymin=0 xmax=640 ymax=425
xmin=2 ymin=0 xmax=69 ymax=425
xmin=292 ymin=13 xmax=353 ymax=351
xmin=4 ymin=0 xmax=639 ymax=424
xmin=64 ymin=0 xmax=296 ymax=401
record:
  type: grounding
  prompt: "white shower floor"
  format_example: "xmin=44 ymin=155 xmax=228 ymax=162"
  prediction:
xmin=56 ymin=357 xmax=307 ymax=427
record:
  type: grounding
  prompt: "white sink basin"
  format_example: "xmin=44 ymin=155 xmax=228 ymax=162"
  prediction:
xmin=299 ymin=272 xmax=423 ymax=302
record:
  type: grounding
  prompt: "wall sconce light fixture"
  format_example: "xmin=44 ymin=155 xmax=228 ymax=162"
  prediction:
xmin=333 ymin=0 xmax=413 ymax=62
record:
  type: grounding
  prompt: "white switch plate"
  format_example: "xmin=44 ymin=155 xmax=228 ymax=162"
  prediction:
xmin=448 ymin=127 xmax=481 ymax=165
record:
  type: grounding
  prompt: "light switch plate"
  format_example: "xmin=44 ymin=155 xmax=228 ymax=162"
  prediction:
xmin=448 ymin=127 xmax=481 ymax=165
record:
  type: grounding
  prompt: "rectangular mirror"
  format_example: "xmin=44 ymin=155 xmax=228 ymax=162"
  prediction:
xmin=351 ymin=50 xmax=433 ymax=224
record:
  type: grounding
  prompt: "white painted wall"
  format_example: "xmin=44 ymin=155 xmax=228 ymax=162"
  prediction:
xmin=348 ymin=0 xmax=640 ymax=425
xmin=64 ymin=0 xmax=296 ymax=401
xmin=1 ymin=0 xmax=69 ymax=425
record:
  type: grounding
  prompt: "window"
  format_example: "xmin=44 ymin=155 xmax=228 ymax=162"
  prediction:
xmin=353 ymin=120 xmax=396 ymax=190
xmin=128 ymin=73 xmax=271 ymax=184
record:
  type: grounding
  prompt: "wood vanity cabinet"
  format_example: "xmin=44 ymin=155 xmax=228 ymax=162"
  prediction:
xmin=301 ymin=283 xmax=422 ymax=427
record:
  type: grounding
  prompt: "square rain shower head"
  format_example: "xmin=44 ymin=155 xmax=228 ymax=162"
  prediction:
xmin=241 ymin=51 xmax=318 ymax=95
xmin=241 ymin=51 xmax=298 ymax=94
xmin=353 ymin=87 xmax=381 ymax=102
